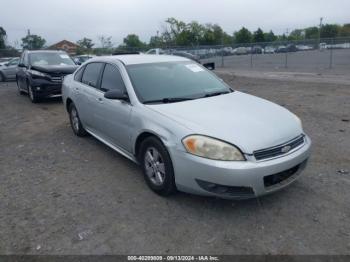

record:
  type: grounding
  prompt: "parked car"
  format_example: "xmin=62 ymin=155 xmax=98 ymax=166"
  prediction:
xmin=233 ymin=47 xmax=248 ymax=55
xmin=73 ymin=55 xmax=95 ymax=65
xmin=264 ymin=46 xmax=275 ymax=54
xmin=0 ymin=57 xmax=19 ymax=81
xmin=286 ymin=44 xmax=297 ymax=52
xmin=145 ymin=48 xmax=167 ymax=55
xmin=62 ymin=54 xmax=311 ymax=199
xmin=16 ymin=50 xmax=78 ymax=103
xmin=275 ymin=45 xmax=288 ymax=53
xmin=296 ymin=45 xmax=313 ymax=51
xmin=251 ymin=46 xmax=263 ymax=54
xmin=171 ymin=51 xmax=201 ymax=63
xmin=0 ymin=57 xmax=15 ymax=67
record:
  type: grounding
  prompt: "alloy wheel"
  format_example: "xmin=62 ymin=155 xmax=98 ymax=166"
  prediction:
xmin=144 ymin=147 xmax=166 ymax=186
xmin=28 ymin=85 xmax=34 ymax=100
xmin=70 ymin=107 xmax=80 ymax=133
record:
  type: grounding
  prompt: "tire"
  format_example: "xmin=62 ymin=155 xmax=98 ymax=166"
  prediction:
xmin=0 ymin=73 xmax=4 ymax=82
xmin=27 ymin=82 xmax=40 ymax=103
xmin=139 ymin=137 xmax=176 ymax=196
xmin=16 ymin=79 xmax=25 ymax=95
xmin=68 ymin=103 xmax=88 ymax=137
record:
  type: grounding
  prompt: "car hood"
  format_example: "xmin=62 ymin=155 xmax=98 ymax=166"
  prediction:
xmin=31 ymin=65 xmax=78 ymax=74
xmin=147 ymin=91 xmax=303 ymax=153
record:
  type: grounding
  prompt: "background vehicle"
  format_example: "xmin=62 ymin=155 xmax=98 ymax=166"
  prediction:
xmin=145 ymin=48 xmax=167 ymax=55
xmin=286 ymin=44 xmax=297 ymax=52
xmin=296 ymin=45 xmax=314 ymax=51
xmin=0 ymin=57 xmax=19 ymax=81
xmin=264 ymin=46 xmax=275 ymax=54
xmin=171 ymin=51 xmax=201 ymax=63
xmin=16 ymin=50 xmax=78 ymax=103
xmin=251 ymin=46 xmax=263 ymax=54
xmin=233 ymin=47 xmax=248 ymax=55
xmin=73 ymin=55 xmax=95 ymax=65
xmin=275 ymin=45 xmax=288 ymax=53
xmin=0 ymin=57 xmax=15 ymax=67
xmin=62 ymin=54 xmax=311 ymax=199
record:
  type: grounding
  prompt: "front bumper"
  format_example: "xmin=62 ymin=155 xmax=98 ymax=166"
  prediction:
xmin=170 ymin=135 xmax=311 ymax=199
xmin=29 ymin=78 xmax=62 ymax=97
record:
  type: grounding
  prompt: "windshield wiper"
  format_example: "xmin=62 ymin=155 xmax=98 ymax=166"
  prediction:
xmin=203 ymin=90 xmax=232 ymax=98
xmin=144 ymin=97 xmax=195 ymax=104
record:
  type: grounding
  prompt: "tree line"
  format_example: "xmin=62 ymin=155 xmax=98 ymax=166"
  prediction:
xmin=1 ymin=18 xmax=350 ymax=53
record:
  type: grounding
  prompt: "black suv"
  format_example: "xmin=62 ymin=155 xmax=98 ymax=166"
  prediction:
xmin=16 ymin=50 xmax=78 ymax=103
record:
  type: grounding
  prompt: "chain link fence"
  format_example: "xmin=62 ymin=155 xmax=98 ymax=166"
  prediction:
xmin=1 ymin=37 xmax=349 ymax=73
xmin=163 ymin=37 xmax=350 ymax=73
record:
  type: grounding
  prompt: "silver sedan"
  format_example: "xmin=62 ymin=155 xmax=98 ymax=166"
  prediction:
xmin=62 ymin=55 xmax=311 ymax=199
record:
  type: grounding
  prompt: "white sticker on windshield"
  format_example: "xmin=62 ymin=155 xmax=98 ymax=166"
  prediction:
xmin=60 ymin=54 xmax=69 ymax=59
xmin=186 ymin=64 xmax=204 ymax=72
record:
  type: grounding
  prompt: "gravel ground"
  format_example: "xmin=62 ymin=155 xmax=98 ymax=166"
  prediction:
xmin=0 ymin=72 xmax=349 ymax=255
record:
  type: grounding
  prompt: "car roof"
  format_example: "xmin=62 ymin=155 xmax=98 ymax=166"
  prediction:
xmin=89 ymin=54 xmax=190 ymax=65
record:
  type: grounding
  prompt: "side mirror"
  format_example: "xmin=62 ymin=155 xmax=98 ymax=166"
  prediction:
xmin=104 ymin=90 xmax=129 ymax=101
xmin=4 ymin=63 xmax=9 ymax=67
xmin=18 ymin=63 xmax=26 ymax=68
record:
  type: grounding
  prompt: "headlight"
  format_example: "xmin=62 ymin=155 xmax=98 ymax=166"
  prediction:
xmin=182 ymin=135 xmax=245 ymax=161
xmin=28 ymin=69 xmax=48 ymax=78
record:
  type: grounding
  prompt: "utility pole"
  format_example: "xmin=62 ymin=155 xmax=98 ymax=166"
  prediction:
xmin=27 ymin=29 xmax=31 ymax=50
xmin=319 ymin=17 xmax=323 ymax=48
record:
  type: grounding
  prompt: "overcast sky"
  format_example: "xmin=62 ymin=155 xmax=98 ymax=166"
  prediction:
xmin=1 ymin=0 xmax=349 ymax=47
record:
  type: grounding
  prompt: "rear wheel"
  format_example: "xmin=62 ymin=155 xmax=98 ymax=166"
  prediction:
xmin=27 ymin=82 xmax=40 ymax=103
xmin=140 ymin=137 xmax=177 ymax=196
xmin=69 ymin=103 xmax=88 ymax=137
xmin=0 ymin=73 xmax=5 ymax=82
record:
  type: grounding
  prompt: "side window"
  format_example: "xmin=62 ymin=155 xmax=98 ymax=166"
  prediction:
xmin=81 ymin=63 xmax=103 ymax=88
xmin=74 ymin=66 xmax=85 ymax=82
xmin=100 ymin=64 xmax=126 ymax=92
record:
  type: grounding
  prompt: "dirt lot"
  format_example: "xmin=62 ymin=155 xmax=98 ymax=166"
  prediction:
xmin=0 ymin=72 xmax=349 ymax=255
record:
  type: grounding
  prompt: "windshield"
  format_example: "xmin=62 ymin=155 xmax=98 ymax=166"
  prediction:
xmin=127 ymin=61 xmax=232 ymax=103
xmin=30 ymin=52 xmax=75 ymax=66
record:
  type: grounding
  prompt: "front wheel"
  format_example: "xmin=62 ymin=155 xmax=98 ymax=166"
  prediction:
xmin=140 ymin=137 xmax=177 ymax=196
xmin=0 ymin=73 xmax=5 ymax=82
xmin=17 ymin=79 xmax=25 ymax=95
xmin=69 ymin=103 xmax=88 ymax=137
xmin=27 ymin=82 xmax=40 ymax=103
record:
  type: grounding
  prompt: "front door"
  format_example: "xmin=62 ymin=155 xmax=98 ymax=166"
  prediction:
xmin=92 ymin=63 xmax=132 ymax=152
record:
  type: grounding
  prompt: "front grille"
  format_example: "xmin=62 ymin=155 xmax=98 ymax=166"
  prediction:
xmin=263 ymin=160 xmax=307 ymax=188
xmin=196 ymin=179 xmax=255 ymax=198
xmin=253 ymin=135 xmax=305 ymax=161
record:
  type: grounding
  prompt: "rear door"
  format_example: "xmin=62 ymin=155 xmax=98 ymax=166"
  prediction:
xmin=92 ymin=63 xmax=133 ymax=151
